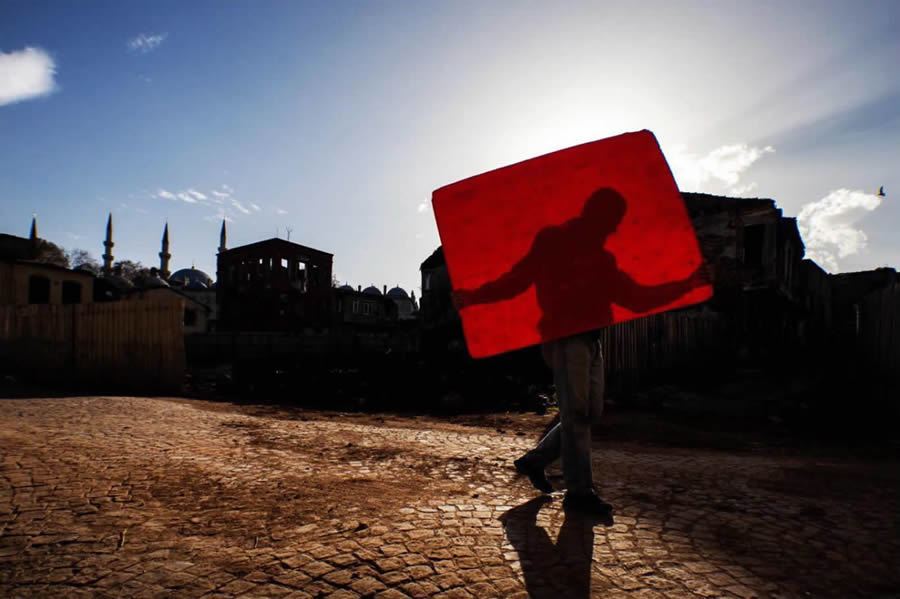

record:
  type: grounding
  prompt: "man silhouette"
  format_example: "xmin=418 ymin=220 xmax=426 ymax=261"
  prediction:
xmin=455 ymin=188 xmax=704 ymax=514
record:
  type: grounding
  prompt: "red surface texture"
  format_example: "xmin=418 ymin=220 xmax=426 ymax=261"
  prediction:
xmin=432 ymin=129 xmax=712 ymax=358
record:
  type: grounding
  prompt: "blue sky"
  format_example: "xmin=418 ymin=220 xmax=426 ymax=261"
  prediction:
xmin=1 ymin=0 xmax=898 ymax=291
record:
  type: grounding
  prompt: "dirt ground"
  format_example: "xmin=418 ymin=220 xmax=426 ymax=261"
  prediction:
xmin=1 ymin=392 xmax=899 ymax=598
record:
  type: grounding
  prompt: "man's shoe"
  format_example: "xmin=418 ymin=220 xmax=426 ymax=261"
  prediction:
xmin=562 ymin=492 xmax=613 ymax=515
xmin=513 ymin=457 xmax=553 ymax=494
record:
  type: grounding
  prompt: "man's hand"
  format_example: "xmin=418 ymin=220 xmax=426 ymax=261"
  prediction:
xmin=451 ymin=289 xmax=469 ymax=311
xmin=686 ymin=262 xmax=712 ymax=288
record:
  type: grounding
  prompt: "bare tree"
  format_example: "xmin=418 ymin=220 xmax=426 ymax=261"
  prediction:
xmin=114 ymin=260 xmax=150 ymax=282
xmin=69 ymin=248 xmax=101 ymax=274
xmin=33 ymin=240 xmax=70 ymax=268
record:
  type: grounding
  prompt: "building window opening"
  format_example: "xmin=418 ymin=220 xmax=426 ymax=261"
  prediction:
xmin=294 ymin=261 xmax=308 ymax=293
xmin=61 ymin=281 xmax=82 ymax=304
xmin=363 ymin=302 xmax=371 ymax=315
xmin=28 ymin=275 xmax=51 ymax=304
xmin=743 ymin=224 xmax=765 ymax=268
xmin=352 ymin=300 xmax=359 ymax=314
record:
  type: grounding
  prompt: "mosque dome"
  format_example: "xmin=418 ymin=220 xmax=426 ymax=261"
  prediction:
xmin=386 ymin=286 xmax=409 ymax=299
xmin=338 ymin=284 xmax=354 ymax=291
xmin=170 ymin=267 xmax=213 ymax=288
xmin=362 ymin=285 xmax=382 ymax=296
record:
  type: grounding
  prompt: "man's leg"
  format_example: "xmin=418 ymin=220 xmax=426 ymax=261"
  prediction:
xmin=561 ymin=336 xmax=612 ymax=514
xmin=514 ymin=342 xmax=563 ymax=493
xmin=515 ymin=335 xmax=608 ymax=504
xmin=551 ymin=334 xmax=595 ymax=495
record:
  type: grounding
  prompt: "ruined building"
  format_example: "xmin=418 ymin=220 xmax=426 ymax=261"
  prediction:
xmin=420 ymin=192 xmax=832 ymax=377
xmin=216 ymin=235 xmax=334 ymax=331
xmin=681 ymin=192 xmax=808 ymax=361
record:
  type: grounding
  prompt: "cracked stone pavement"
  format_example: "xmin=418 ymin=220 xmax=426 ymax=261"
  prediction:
xmin=1 ymin=396 xmax=898 ymax=598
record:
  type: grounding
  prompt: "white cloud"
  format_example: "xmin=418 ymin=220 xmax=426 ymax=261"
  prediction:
xmin=797 ymin=188 xmax=883 ymax=273
xmin=157 ymin=187 xmax=212 ymax=204
xmin=730 ymin=182 xmax=759 ymax=196
xmin=276 ymin=208 xmax=288 ymax=215
xmin=700 ymin=144 xmax=774 ymax=187
xmin=152 ymin=183 xmax=257 ymax=223
xmin=66 ymin=232 xmax=83 ymax=241
xmin=128 ymin=33 xmax=167 ymax=54
xmin=417 ymin=202 xmax=428 ymax=213
xmin=668 ymin=143 xmax=774 ymax=195
xmin=0 ymin=47 xmax=56 ymax=107
xmin=231 ymin=199 xmax=251 ymax=214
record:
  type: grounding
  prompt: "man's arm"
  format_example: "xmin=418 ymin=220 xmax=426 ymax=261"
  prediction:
xmin=612 ymin=263 xmax=707 ymax=313
xmin=455 ymin=242 xmax=536 ymax=309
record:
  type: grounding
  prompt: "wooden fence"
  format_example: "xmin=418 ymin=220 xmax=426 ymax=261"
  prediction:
xmin=858 ymin=282 xmax=900 ymax=382
xmin=0 ymin=300 xmax=185 ymax=394
xmin=599 ymin=309 xmax=730 ymax=390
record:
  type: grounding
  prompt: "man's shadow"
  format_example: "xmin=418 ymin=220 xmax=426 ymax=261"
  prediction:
xmin=457 ymin=187 xmax=706 ymax=336
xmin=500 ymin=496 xmax=614 ymax=599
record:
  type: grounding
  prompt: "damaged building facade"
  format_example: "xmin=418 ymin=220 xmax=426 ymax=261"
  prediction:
xmin=216 ymin=237 xmax=334 ymax=332
xmin=419 ymin=192 xmax=896 ymax=392
xmin=682 ymin=192 xmax=808 ymax=364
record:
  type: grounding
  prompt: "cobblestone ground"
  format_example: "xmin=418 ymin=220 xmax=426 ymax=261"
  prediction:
xmin=0 ymin=396 xmax=898 ymax=598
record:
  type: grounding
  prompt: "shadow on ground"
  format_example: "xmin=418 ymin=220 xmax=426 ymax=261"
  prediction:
xmin=501 ymin=496 xmax=614 ymax=599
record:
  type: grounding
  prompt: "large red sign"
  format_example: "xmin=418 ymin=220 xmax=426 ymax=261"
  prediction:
xmin=433 ymin=129 xmax=712 ymax=358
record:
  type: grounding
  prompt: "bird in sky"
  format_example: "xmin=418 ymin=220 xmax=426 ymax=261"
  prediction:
xmin=877 ymin=186 xmax=886 ymax=197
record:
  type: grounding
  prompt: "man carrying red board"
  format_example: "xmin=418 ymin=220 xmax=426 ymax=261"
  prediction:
xmin=433 ymin=130 xmax=713 ymax=516
xmin=453 ymin=186 xmax=706 ymax=514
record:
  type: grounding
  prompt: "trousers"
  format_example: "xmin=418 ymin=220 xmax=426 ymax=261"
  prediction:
xmin=524 ymin=332 xmax=604 ymax=495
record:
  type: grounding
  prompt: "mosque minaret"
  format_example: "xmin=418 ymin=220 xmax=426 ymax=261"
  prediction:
xmin=102 ymin=213 xmax=114 ymax=275
xmin=159 ymin=223 xmax=172 ymax=279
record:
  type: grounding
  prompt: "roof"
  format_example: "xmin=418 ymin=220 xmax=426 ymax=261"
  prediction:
xmin=387 ymin=286 xmax=409 ymax=299
xmin=170 ymin=267 xmax=213 ymax=287
xmin=0 ymin=234 xmax=35 ymax=261
xmin=138 ymin=275 xmax=170 ymax=289
xmin=777 ymin=217 xmax=805 ymax=253
xmin=681 ymin=192 xmax=776 ymax=215
xmin=420 ymin=246 xmax=445 ymax=270
xmin=831 ymin=267 xmax=897 ymax=281
xmin=104 ymin=274 xmax=135 ymax=290
xmin=5 ymin=259 xmax=96 ymax=279
xmin=218 ymin=237 xmax=333 ymax=259
xmin=121 ymin=286 xmax=211 ymax=311
xmin=362 ymin=285 xmax=382 ymax=296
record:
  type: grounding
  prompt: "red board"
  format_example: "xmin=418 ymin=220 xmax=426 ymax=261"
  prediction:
xmin=432 ymin=129 xmax=712 ymax=358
